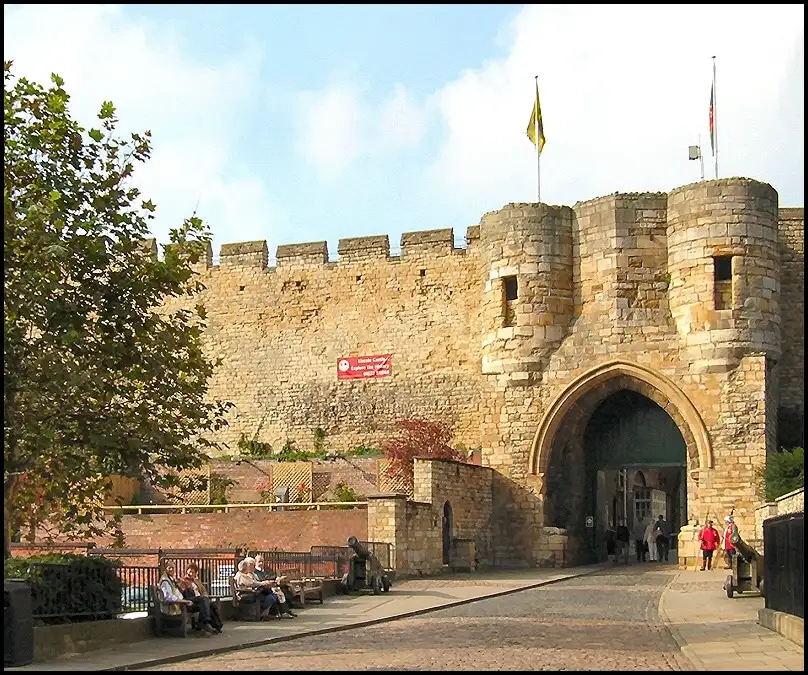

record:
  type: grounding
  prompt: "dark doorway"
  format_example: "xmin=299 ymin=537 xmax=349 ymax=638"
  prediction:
xmin=582 ymin=389 xmax=687 ymax=562
xmin=442 ymin=501 xmax=453 ymax=565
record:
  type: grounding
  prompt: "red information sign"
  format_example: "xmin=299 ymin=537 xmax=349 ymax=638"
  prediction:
xmin=337 ymin=354 xmax=392 ymax=380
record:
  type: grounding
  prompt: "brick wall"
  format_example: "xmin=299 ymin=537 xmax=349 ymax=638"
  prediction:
xmin=92 ymin=509 xmax=367 ymax=552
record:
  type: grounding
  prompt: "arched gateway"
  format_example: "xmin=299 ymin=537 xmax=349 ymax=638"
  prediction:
xmin=529 ymin=361 xmax=714 ymax=562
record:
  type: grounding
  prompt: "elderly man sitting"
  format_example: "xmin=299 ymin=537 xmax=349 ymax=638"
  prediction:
xmin=254 ymin=554 xmax=299 ymax=615
xmin=234 ymin=557 xmax=295 ymax=619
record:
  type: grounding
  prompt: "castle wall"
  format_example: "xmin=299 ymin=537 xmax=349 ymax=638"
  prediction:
xmin=475 ymin=181 xmax=787 ymax=565
xmin=166 ymin=229 xmax=485 ymax=456
xmin=776 ymin=207 xmax=805 ymax=446
xmin=150 ymin=176 xmax=802 ymax=570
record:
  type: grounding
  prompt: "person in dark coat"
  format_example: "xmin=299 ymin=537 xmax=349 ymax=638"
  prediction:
xmin=615 ymin=520 xmax=631 ymax=564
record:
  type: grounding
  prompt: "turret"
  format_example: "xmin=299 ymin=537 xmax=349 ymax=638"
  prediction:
xmin=667 ymin=178 xmax=780 ymax=369
xmin=479 ymin=203 xmax=574 ymax=384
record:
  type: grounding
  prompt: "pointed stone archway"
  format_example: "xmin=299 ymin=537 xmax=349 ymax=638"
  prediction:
xmin=529 ymin=360 xmax=713 ymax=486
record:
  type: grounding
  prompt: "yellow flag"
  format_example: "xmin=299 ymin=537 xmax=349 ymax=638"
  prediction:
xmin=526 ymin=80 xmax=545 ymax=154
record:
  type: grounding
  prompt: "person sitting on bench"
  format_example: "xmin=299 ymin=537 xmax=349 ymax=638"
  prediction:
xmin=254 ymin=555 xmax=299 ymax=616
xmin=157 ymin=561 xmax=203 ymax=634
xmin=234 ymin=557 xmax=295 ymax=619
xmin=179 ymin=562 xmax=223 ymax=634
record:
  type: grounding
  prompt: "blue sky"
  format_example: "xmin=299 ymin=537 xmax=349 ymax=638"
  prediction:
xmin=4 ymin=4 xmax=804 ymax=262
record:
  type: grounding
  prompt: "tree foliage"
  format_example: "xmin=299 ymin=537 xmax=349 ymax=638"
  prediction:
xmin=3 ymin=61 xmax=232 ymax=558
xmin=382 ymin=419 xmax=466 ymax=489
xmin=758 ymin=447 xmax=804 ymax=502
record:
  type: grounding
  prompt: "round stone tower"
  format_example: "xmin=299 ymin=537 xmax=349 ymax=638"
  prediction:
xmin=666 ymin=178 xmax=780 ymax=368
xmin=478 ymin=203 xmax=574 ymax=384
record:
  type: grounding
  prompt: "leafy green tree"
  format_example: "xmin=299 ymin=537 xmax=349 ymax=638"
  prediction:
xmin=758 ymin=447 xmax=804 ymax=501
xmin=3 ymin=62 xmax=231 ymax=559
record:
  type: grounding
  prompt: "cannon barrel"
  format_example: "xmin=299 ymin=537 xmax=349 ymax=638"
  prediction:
xmin=347 ymin=536 xmax=370 ymax=560
xmin=729 ymin=529 xmax=759 ymax=562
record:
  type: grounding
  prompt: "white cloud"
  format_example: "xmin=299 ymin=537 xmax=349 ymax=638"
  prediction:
xmin=294 ymin=80 xmax=428 ymax=177
xmin=3 ymin=3 xmax=281 ymax=254
xmin=295 ymin=82 xmax=364 ymax=178
xmin=376 ymin=84 xmax=428 ymax=151
xmin=426 ymin=4 xmax=805 ymax=210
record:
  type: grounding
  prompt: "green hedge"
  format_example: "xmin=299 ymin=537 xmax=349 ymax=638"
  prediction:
xmin=4 ymin=554 xmax=124 ymax=624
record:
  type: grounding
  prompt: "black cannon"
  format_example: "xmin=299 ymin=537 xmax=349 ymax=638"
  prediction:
xmin=339 ymin=537 xmax=392 ymax=595
xmin=723 ymin=528 xmax=764 ymax=599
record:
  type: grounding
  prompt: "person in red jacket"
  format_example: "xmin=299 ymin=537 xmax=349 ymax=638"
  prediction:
xmin=722 ymin=514 xmax=738 ymax=569
xmin=697 ymin=519 xmax=721 ymax=571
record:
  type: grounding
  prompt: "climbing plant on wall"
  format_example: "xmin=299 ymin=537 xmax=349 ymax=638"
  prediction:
xmin=381 ymin=419 xmax=466 ymax=491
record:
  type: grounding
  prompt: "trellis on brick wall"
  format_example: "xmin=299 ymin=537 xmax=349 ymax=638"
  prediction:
xmin=376 ymin=458 xmax=414 ymax=499
xmin=160 ymin=466 xmax=211 ymax=505
xmin=270 ymin=462 xmax=313 ymax=503
xmin=311 ymin=471 xmax=331 ymax=501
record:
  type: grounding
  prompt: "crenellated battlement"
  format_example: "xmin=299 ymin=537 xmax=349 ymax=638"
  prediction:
xmin=163 ymin=225 xmax=484 ymax=272
xmin=147 ymin=179 xmax=801 ymax=280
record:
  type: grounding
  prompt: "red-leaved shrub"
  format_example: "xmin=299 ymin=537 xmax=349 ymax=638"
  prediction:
xmin=382 ymin=419 xmax=466 ymax=489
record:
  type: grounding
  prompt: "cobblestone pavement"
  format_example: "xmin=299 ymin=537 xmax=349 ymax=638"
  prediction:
xmin=149 ymin=565 xmax=694 ymax=671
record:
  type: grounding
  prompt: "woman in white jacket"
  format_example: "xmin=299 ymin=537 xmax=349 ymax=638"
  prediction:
xmin=644 ymin=520 xmax=659 ymax=562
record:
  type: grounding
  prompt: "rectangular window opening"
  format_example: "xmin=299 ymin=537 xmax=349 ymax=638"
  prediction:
xmin=713 ymin=255 xmax=732 ymax=310
xmin=503 ymin=276 xmax=518 ymax=301
xmin=502 ymin=275 xmax=518 ymax=327
xmin=714 ymin=256 xmax=732 ymax=282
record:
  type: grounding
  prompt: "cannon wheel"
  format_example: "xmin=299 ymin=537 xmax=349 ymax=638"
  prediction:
xmin=725 ymin=575 xmax=734 ymax=599
xmin=372 ymin=575 xmax=383 ymax=595
xmin=381 ymin=576 xmax=391 ymax=593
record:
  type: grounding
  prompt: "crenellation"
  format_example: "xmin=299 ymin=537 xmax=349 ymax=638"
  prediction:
xmin=276 ymin=241 xmax=328 ymax=267
xmin=400 ymin=227 xmax=455 ymax=258
xmin=337 ymin=234 xmax=390 ymax=263
xmin=219 ymin=240 xmax=268 ymax=269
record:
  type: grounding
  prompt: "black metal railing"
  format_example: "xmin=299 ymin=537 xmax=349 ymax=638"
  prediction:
xmin=117 ymin=565 xmax=159 ymax=613
xmin=248 ymin=549 xmax=346 ymax=579
xmin=310 ymin=541 xmax=392 ymax=572
xmin=27 ymin=541 xmax=394 ymax=620
xmin=763 ymin=511 xmax=803 ymax=619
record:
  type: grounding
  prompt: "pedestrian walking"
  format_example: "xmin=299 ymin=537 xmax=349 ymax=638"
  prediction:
xmin=644 ymin=519 xmax=658 ymax=562
xmin=633 ymin=518 xmax=648 ymax=562
xmin=697 ymin=519 xmax=721 ymax=571
xmin=654 ymin=515 xmax=671 ymax=562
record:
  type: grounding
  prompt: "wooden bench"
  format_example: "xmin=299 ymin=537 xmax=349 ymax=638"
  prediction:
xmin=229 ymin=576 xmax=262 ymax=621
xmin=148 ymin=585 xmax=197 ymax=638
xmin=287 ymin=577 xmax=324 ymax=606
xmin=274 ymin=568 xmax=324 ymax=607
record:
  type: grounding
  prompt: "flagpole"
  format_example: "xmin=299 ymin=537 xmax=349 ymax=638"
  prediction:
xmin=535 ymin=75 xmax=541 ymax=203
xmin=712 ymin=56 xmax=718 ymax=179
xmin=698 ymin=133 xmax=704 ymax=180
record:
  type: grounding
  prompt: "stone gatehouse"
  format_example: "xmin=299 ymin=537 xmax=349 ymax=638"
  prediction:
xmin=156 ymin=176 xmax=804 ymax=568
